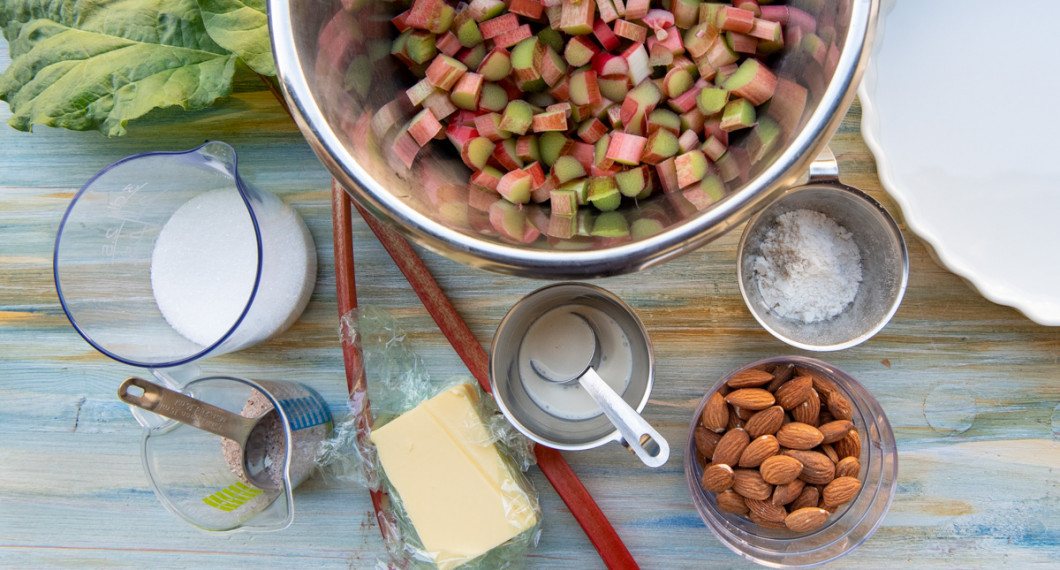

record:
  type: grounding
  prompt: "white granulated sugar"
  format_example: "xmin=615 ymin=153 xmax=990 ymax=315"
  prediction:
xmin=151 ymin=188 xmax=315 ymax=348
xmin=752 ymin=209 xmax=862 ymax=323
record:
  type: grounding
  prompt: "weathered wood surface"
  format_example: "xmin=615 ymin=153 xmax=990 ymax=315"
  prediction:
xmin=2 ymin=39 xmax=1058 ymax=568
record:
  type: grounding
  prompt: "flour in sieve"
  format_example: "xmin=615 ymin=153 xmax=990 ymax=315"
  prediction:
xmin=751 ymin=209 xmax=862 ymax=323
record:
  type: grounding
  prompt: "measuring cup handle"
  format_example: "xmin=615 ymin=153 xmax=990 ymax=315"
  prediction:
xmin=577 ymin=369 xmax=670 ymax=468
xmin=118 ymin=377 xmax=256 ymax=440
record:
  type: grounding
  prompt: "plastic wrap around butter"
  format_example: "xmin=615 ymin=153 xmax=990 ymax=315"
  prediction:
xmin=371 ymin=383 xmax=539 ymax=569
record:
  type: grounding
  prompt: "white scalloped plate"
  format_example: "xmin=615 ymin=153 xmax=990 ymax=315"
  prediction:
xmin=859 ymin=0 xmax=1060 ymax=325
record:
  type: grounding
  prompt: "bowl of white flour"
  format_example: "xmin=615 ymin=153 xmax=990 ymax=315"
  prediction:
xmin=737 ymin=184 xmax=908 ymax=351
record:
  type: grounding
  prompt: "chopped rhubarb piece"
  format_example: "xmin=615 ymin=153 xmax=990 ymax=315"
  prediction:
xmin=560 ymin=178 xmax=590 ymax=205
xmin=533 ymin=109 xmax=568 ymax=132
xmin=515 ymin=134 xmax=540 ymax=162
xmin=497 ymin=169 xmax=534 ymax=203
xmin=704 ymin=120 xmax=728 ymax=145
xmin=596 ymin=0 xmax=620 ymax=23
xmin=553 ymin=155 xmax=588 ymax=183
xmin=667 ymin=83 xmax=701 ymax=114
xmin=719 ymin=97 xmax=755 ymax=131
xmin=406 ymin=77 xmax=435 ymax=106
xmin=615 ymin=165 xmax=652 ymax=198
xmin=493 ymin=24 xmax=534 ymax=49
xmin=568 ymin=69 xmax=602 ymax=106
xmin=715 ymin=62 xmax=740 ymax=85
xmin=620 ymin=79 xmax=662 ymax=135
xmin=696 ymin=86 xmax=728 ymax=115
xmin=640 ymin=128 xmax=679 ymax=164
xmin=593 ymin=19 xmax=621 ymax=51
xmin=682 ymin=174 xmax=723 ymax=210
xmin=680 ymin=107 xmax=706 ymax=132
xmin=683 ymin=22 xmax=719 ymax=59
xmin=746 ymin=116 xmax=780 ymax=162
xmin=727 ymin=31 xmax=758 ymax=55
xmin=759 ymin=5 xmax=788 ymax=24
xmin=406 ymin=0 xmax=454 ymax=34
xmin=455 ymin=43 xmax=487 ymax=69
xmin=613 ymin=19 xmax=648 ymax=43
xmin=468 ymin=0 xmax=506 ymax=22
xmin=672 ymin=0 xmax=701 ymax=29
xmin=523 ymin=161 xmax=548 ymax=188
xmin=577 ymin=117 xmax=610 ymax=143
xmin=422 ymin=89 xmax=458 ymax=120
xmin=655 ymin=156 xmax=680 ymax=193
xmin=735 ymin=1 xmax=760 ymax=16
xmin=509 ymin=0 xmax=544 ymax=20
xmin=426 ymin=54 xmax=468 ymax=90
xmin=477 ymin=48 xmax=512 ymax=81
xmin=564 ymin=35 xmax=599 ymax=67
xmin=605 ymin=131 xmax=648 ymax=166
xmin=747 ymin=18 xmax=782 ymax=42
xmin=511 ymin=37 xmax=544 ymax=89
xmin=701 ymin=133 xmax=726 ymax=160
xmin=478 ymin=82 xmax=509 ymax=112
xmin=474 ymin=112 xmax=508 ymax=141
xmin=407 ymin=108 xmax=444 ymax=146
xmin=479 ymin=13 xmax=520 ymax=39
xmin=461 ymin=136 xmax=496 ymax=169
xmin=647 ymin=108 xmax=681 ymax=134
xmin=715 ymin=6 xmax=755 ymax=33
xmin=663 ymin=66 xmax=694 ymax=98
xmin=436 ymin=31 xmax=463 ymax=57
xmin=499 ymin=99 xmax=534 ymax=135
xmin=677 ymin=128 xmax=700 ymax=153
xmin=533 ymin=41 xmax=569 ymax=86
xmin=450 ymin=71 xmax=484 ymax=110
xmin=559 ymin=0 xmax=595 ymax=35
xmin=674 ymin=150 xmax=708 ymax=188
xmin=453 ymin=11 xmax=485 ymax=47
xmin=531 ymin=175 xmax=556 ymax=203
xmin=621 ymin=43 xmax=651 ymax=85
xmin=445 ymin=123 xmax=478 ymax=147
xmin=569 ymin=140 xmax=596 ymax=171
xmin=403 ymin=30 xmax=438 ymax=64
xmin=391 ymin=10 xmax=411 ymax=33
xmin=492 ymin=138 xmax=524 ymax=170
xmin=625 ymin=0 xmax=651 ymax=20
xmin=471 ymin=165 xmax=504 ymax=190
xmin=550 ymin=189 xmax=579 ymax=216
xmin=539 ymin=131 xmax=573 ymax=166
xmin=642 ymin=9 xmax=675 ymax=40
xmin=588 ymin=176 xmax=621 ymax=211
xmin=722 ymin=58 xmax=776 ymax=106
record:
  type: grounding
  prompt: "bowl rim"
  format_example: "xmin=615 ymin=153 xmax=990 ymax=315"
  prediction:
xmin=736 ymin=182 xmax=909 ymax=351
xmin=267 ymin=0 xmax=881 ymax=278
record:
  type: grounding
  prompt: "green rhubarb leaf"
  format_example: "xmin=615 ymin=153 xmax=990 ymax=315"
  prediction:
xmin=0 ymin=0 xmax=238 ymax=136
xmin=197 ymin=0 xmax=275 ymax=76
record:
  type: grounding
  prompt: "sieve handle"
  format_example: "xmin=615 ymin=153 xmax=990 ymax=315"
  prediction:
xmin=118 ymin=376 xmax=257 ymax=441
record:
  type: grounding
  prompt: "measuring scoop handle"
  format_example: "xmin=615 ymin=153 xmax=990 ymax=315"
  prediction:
xmin=118 ymin=376 xmax=256 ymax=441
xmin=577 ymin=368 xmax=670 ymax=469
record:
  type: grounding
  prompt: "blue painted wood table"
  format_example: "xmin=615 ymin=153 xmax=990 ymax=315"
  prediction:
xmin=2 ymin=38 xmax=1058 ymax=568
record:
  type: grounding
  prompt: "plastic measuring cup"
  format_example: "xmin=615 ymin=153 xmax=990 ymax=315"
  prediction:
xmin=132 ymin=374 xmax=333 ymax=532
xmin=53 ymin=141 xmax=316 ymax=368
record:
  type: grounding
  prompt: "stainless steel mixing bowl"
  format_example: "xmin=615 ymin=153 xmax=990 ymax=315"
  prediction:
xmin=269 ymin=0 xmax=878 ymax=278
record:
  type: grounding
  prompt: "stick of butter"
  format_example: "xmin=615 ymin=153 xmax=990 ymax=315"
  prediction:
xmin=370 ymin=383 xmax=538 ymax=569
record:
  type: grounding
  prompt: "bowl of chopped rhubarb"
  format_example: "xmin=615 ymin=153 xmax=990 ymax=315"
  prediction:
xmin=268 ymin=0 xmax=879 ymax=278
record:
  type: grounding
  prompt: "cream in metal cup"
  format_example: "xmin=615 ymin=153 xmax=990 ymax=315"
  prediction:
xmin=490 ymin=283 xmax=667 ymax=467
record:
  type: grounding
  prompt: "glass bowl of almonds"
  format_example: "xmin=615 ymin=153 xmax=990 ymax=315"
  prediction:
xmin=684 ymin=356 xmax=897 ymax=567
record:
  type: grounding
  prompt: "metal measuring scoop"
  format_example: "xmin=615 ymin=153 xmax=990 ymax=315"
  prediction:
xmin=118 ymin=376 xmax=280 ymax=490
xmin=529 ymin=312 xmax=669 ymax=468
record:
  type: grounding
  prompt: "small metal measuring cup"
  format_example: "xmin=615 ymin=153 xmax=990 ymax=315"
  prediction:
xmin=490 ymin=283 xmax=669 ymax=468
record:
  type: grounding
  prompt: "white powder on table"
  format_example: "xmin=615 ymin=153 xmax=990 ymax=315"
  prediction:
xmin=751 ymin=209 xmax=862 ymax=323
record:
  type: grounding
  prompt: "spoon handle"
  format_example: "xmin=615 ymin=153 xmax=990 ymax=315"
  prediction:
xmin=577 ymin=368 xmax=670 ymax=468
xmin=118 ymin=376 xmax=256 ymax=441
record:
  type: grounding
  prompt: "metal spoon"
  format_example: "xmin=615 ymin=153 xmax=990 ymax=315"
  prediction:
xmin=529 ymin=312 xmax=669 ymax=468
xmin=118 ymin=376 xmax=280 ymax=489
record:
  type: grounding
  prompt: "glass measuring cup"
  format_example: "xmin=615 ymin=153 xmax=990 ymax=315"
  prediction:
xmin=53 ymin=141 xmax=317 ymax=368
xmin=133 ymin=375 xmax=333 ymax=532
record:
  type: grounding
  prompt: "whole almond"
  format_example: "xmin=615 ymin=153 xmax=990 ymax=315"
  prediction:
xmin=822 ymin=476 xmax=862 ymax=507
xmin=725 ymin=388 xmax=776 ymax=411
xmin=784 ymin=507 xmax=830 ymax=533
xmin=827 ymin=392 xmax=854 ymax=421
xmin=791 ymin=388 xmax=821 ymax=426
xmin=734 ymin=405 xmax=755 ymax=420
xmin=771 ymin=479 xmax=805 ymax=506
xmin=766 ymin=363 xmax=795 ymax=393
xmin=701 ymin=463 xmax=735 ymax=493
xmin=819 ymin=420 xmax=855 ymax=444
xmin=776 ymin=422 xmax=824 ymax=450
xmin=732 ymin=468 xmax=773 ymax=500
xmin=835 ymin=456 xmax=860 ymax=479
xmin=784 ymin=450 xmax=835 ymax=485
xmin=774 ymin=376 xmax=813 ymax=410
xmin=745 ymin=498 xmax=787 ymax=523
xmin=802 ymin=368 xmax=838 ymax=400
xmin=727 ymin=406 xmax=746 ymax=431
xmin=750 ymin=512 xmax=789 ymax=530
xmin=716 ymin=489 xmax=749 ymax=515
xmin=712 ymin=427 xmax=750 ymax=466
xmin=727 ymin=368 xmax=775 ymax=389
xmin=738 ymin=435 xmax=780 ymax=468
xmin=790 ymin=486 xmax=820 ymax=512
xmin=821 ymin=443 xmax=840 ymax=464
xmin=834 ymin=429 xmax=862 ymax=460
xmin=746 ymin=405 xmax=785 ymax=438
xmin=693 ymin=426 xmax=722 ymax=458
xmin=701 ymin=392 xmax=729 ymax=433
xmin=759 ymin=454 xmax=803 ymax=485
